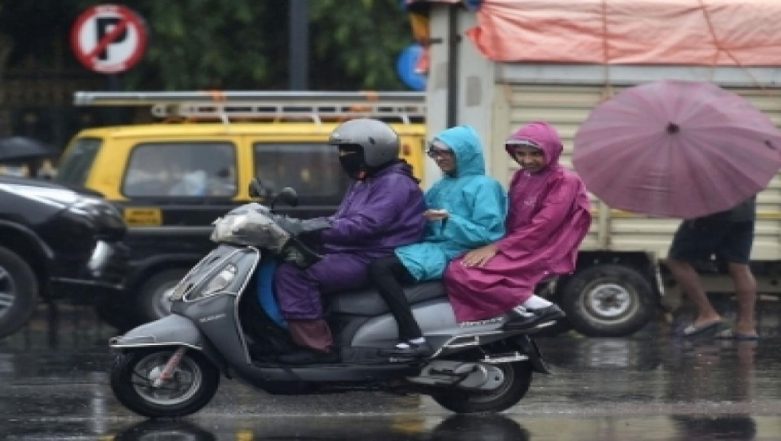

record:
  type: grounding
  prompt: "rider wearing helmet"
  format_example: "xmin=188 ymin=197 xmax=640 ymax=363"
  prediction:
xmin=274 ymin=118 xmax=427 ymax=364
xmin=330 ymin=118 xmax=401 ymax=180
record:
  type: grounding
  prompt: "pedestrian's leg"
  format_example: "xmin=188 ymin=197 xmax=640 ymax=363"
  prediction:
xmin=369 ymin=256 xmax=422 ymax=342
xmin=727 ymin=262 xmax=757 ymax=337
xmin=666 ymin=258 xmax=722 ymax=326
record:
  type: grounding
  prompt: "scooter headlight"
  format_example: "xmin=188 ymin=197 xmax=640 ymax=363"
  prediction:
xmin=202 ymin=264 xmax=238 ymax=295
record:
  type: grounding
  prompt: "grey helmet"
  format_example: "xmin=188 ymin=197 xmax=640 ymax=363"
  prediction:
xmin=328 ymin=118 xmax=400 ymax=167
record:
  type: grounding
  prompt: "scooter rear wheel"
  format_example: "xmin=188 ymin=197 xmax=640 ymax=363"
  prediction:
xmin=429 ymin=361 xmax=532 ymax=413
xmin=110 ymin=348 xmax=220 ymax=418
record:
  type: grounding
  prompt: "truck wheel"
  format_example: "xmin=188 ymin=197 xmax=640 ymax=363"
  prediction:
xmin=136 ymin=269 xmax=188 ymax=323
xmin=559 ymin=264 xmax=656 ymax=337
xmin=0 ymin=246 xmax=38 ymax=338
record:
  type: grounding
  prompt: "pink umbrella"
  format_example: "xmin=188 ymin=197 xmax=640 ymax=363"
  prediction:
xmin=573 ymin=80 xmax=781 ymax=219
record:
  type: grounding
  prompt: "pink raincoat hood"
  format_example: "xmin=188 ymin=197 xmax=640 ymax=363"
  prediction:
xmin=505 ymin=121 xmax=563 ymax=172
xmin=504 ymin=122 xmax=573 ymax=233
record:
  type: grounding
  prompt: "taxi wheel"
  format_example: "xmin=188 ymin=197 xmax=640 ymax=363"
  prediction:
xmin=136 ymin=269 xmax=188 ymax=323
xmin=0 ymin=246 xmax=38 ymax=337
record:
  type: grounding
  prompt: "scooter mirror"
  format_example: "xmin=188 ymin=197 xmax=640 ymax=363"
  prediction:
xmin=248 ymin=178 xmax=267 ymax=199
xmin=272 ymin=187 xmax=298 ymax=208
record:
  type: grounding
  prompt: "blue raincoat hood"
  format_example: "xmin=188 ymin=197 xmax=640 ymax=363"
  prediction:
xmin=434 ymin=125 xmax=486 ymax=177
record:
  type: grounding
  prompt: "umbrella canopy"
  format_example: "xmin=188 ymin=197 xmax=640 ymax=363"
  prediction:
xmin=0 ymin=136 xmax=59 ymax=164
xmin=573 ymin=80 xmax=781 ymax=219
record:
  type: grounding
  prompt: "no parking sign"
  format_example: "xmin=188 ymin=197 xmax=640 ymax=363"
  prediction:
xmin=70 ymin=4 xmax=148 ymax=74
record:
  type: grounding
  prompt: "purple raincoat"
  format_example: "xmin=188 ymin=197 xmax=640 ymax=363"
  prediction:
xmin=275 ymin=161 xmax=426 ymax=320
xmin=444 ymin=122 xmax=592 ymax=322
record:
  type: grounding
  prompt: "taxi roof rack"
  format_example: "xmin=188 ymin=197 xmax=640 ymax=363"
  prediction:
xmin=73 ymin=90 xmax=426 ymax=124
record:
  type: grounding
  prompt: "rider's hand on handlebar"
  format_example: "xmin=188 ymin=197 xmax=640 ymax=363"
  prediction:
xmin=273 ymin=215 xmax=332 ymax=236
xmin=300 ymin=217 xmax=332 ymax=232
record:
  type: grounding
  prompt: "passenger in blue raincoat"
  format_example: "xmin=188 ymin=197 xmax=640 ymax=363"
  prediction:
xmin=274 ymin=118 xmax=426 ymax=364
xmin=368 ymin=125 xmax=507 ymax=357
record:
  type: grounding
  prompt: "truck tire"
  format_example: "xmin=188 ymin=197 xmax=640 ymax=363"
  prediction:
xmin=136 ymin=269 xmax=188 ymax=323
xmin=559 ymin=264 xmax=656 ymax=337
xmin=0 ymin=246 xmax=38 ymax=338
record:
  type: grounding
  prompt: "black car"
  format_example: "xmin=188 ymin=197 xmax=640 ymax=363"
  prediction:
xmin=0 ymin=175 xmax=128 ymax=337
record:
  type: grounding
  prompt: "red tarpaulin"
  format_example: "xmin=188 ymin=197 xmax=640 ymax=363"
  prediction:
xmin=467 ymin=0 xmax=781 ymax=66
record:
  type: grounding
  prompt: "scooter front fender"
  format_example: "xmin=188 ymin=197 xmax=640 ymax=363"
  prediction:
xmin=109 ymin=314 xmax=205 ymax=350
xmin=109 ymin=314 xmax=228 ymax=375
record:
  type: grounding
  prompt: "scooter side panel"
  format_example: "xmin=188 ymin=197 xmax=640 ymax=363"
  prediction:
xmin=349 ymin=299 xmax=507 ymax=347
xmin=181 ymin=293 xmax=252 ymax=367
xmin=109 ymin=314 xmax=204 ymax=349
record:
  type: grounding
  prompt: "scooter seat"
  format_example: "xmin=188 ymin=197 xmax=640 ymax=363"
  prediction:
xmin=327 ymin=281 xmax=445 ymax=316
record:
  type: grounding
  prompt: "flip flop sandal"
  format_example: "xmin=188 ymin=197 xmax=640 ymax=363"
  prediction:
xmin=715 ymin=328 xmax=759 ymax=340
xmin=679 ymin=320 xmax=726 ymax=337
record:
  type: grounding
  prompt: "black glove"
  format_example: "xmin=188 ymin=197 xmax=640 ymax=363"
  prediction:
xmin=272 ymin=214 xmax=332 ymax=236
xmin=299 ymin=217 xmax=332 ymax=233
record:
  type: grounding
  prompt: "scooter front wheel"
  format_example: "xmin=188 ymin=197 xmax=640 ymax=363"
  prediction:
xmin=110 ymin=348 xmax=220 ymax=418
xmin=429 ymin=361 xmax=532 ymax=413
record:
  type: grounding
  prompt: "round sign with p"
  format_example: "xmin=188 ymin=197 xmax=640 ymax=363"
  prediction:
xmin=70 ymin=4 xmax=148 ymax=74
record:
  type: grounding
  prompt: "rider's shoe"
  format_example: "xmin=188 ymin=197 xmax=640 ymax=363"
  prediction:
xmin=278 ymin=349 xmax=340 ymax=365
xmin=504 ymin=304 xmax=565 ymax=330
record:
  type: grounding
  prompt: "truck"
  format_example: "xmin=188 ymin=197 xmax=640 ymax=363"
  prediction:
xmin=420 ymin=0 xmax=781 ymax=336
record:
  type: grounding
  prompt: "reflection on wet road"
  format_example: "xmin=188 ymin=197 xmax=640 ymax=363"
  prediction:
xmin=2 ymin=298 xmax=781 ymax=440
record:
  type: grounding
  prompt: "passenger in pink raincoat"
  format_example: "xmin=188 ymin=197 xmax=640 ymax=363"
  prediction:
xmin=444 ymin=121 xmax=592 ymax=328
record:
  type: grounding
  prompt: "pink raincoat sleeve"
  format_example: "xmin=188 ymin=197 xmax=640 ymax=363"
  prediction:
xmin=494 ymin=177 xmax=588 ymax=260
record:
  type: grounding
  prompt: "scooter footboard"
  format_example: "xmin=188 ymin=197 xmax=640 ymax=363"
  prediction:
xmin=109 ymin=314 xmax=204 ymax=350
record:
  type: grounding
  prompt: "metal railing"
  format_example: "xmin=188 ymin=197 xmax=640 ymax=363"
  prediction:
xmin=73 ymin=91 xmax=426 ymax=124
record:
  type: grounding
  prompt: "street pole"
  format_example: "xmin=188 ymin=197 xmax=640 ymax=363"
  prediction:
xmin=289 ymin=0 xmax=309 ymax=90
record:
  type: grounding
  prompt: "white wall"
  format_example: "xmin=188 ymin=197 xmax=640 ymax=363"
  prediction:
xmin=425 ymin=6 xmax=496 ymax=189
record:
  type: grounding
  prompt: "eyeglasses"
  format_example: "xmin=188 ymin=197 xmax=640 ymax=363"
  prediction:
xmin=426 ymin=144 xmax=454 ymax=159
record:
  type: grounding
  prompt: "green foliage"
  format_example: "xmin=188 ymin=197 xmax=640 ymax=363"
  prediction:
xmin=309 ymin=0 xmax=411 ymax=90
xmin=0 ymin=0 xmax=414 ymax=90
xmin=125 ymin=1 xmax=286 ymax=90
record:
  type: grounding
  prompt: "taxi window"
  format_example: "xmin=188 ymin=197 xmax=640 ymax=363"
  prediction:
xmin=55 ymin=137 xmax=102 ymax=186
xmin=123 ymin=142 xmax=237 ymax=197
xmin=253 ymin=143 xmax=348 ymax=204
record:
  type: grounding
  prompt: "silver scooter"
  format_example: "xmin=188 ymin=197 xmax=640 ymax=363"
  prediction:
xmin=108 ymin=181 xmax=552 ymax=418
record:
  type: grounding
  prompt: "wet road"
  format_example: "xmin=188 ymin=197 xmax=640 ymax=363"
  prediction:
xmin=2 ymin=296 xmax=781 ymax=440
